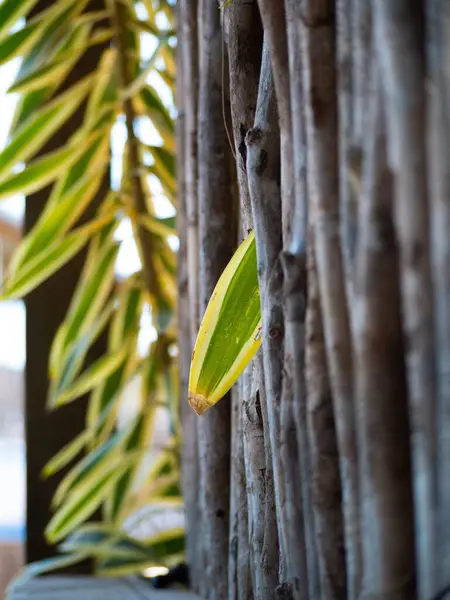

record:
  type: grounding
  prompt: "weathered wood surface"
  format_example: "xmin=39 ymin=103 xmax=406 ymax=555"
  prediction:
xmin=6 ymin=575 xmax=202 ymax=600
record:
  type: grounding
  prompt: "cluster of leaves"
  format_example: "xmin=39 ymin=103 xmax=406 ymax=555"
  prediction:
xmin=0 ymin=0 xmax=184 ymax=578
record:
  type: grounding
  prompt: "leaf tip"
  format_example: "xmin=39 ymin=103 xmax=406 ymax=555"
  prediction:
xmin=188 ymin=392 xmax=210 ymax=416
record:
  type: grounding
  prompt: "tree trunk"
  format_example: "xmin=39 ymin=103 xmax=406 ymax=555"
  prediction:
xmin=196 ymin=1 xmax=235 ymax=597
xmin=176 ymin=2 xmax=450 ymax=599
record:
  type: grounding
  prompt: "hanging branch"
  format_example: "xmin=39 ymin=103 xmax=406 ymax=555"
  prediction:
xmin=110 ymin=0 xmax=161 ymax=302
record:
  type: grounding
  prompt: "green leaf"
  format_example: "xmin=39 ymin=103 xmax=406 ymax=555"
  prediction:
xmin=60 ymin=524 xmax=150 ymax=559
xmin=96 ymin=528 xmax=185 ymax=576
xmin=42 ymin=430 xmax=90 ymax=479
xmin=8 ymin=553 xmax=89 ymax=594
xmin=52 ymin=432 xmax=126 ymax=508
xmin=138 ymin=213 xmax=176 ymax=238
xmin=139 ymin=86 xmax=174 ymax=151
xmin=0 ymin=0 xmax=40 ymax=41
xmin=46 ymin=453 xmax=140 ymax=543
xmin=0 ymin=21 xmax=42 ymax=68
xmin=0 ymin=76 xmax=93 ymax=182
xmin=0 ymin=133 xmax=104 ymax=201
xmin=123 ymin=38 xmax=168 ymax=99
xmin=105 ymin=411 xmax=156 ymax=523
xmin=84 ymin=49 xmax=118 ymax=129
xmin=2 ymin=213 xmax=114 ymax=300
xmin=86 ymin=360 xmax=130 ymax=444
xmin=51 ymin=344 xmax=133 ymax=408
xmin=8 ymin=60 xmax=75 ymax=94
xmin=109 ymin=284 xmax=143 ymax=351
xmin=49 ymin=298 xmax=116 ymax=397
xmin=147 ymin=145 xmax=176 ymax=195
xmin=189 ymin=231 xmax=262 ymax=414
xmin=10 ymin=0 xmax=91 ymax=130
xmin=59 ymin=239 xmax=120 ymax=359
xmin=11 ymin=169 xmax=107 ymax=274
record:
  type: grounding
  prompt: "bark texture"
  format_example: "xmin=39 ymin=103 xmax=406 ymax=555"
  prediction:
xmin=196 ymin=1 xmax=235 ymax=598
xmin=175 ymin=2 xmax=449 ymax=599
xmin=300 ymin=2 xmax=362 ymax=597
xmin=373 ymin=4 xmax=436 ymax=598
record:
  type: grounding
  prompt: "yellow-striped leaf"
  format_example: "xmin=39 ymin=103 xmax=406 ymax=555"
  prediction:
xmin=11 ymin=169 xmax=106 ymax=274
xmin=138 ymin=86 xmax=174 ymax=151
xmin=0 ymin=76 xmax=93 ymax=182
xmin=138 ymin=213 xmax=176 ymax=238
xmin=0 ymin=20 xmax=43 ymax=67
xmin=0 ymin=0 xmax=40 ymax=41
xmin=10 ymin=0 xmax=92 ymax=130
xmin=46 ymin=453 xmax=140 ymax=543
xmin=8 ymin=553 xmax=89 ymax=593
xmin=189 ymin=231 xmax=261 ymax=414
xmin=109 ymin=283 xmax=143 ymax=351
xmin=42 ymin=430 xmax=90 ymax=479
xmin=0 ymin=134 xmax=103 ymax=202
xmin=2 ymin=214 xmax=114 ymax=300
xmin=49 ymin=298 xmax=116 ymax=402
xmin=52 ymin=432 xmax=126 ymax=509
xmin=60 ymin=524 xmax=150 ymax=559
xmin=8 ymin=60 xmax=73 ymax=94
xmin=105 ymin=408 xmax=157 ymax=523
xmin=96 ymin=528 xmax=185 ymax=576
xmin=50 ymin=344 xmax=132 ymax=408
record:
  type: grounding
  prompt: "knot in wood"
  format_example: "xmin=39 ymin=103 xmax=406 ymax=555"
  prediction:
xmin=245 ymin=127 xmax=262 ymax=146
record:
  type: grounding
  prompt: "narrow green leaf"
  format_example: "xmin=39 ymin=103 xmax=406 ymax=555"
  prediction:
xmin=60 ymin=524 xmax=150 ymax=559
xmin=49 ymin=298 xmax=116 ymax=397
xmin=84 ymin=49 xmax=118 ymax=129
xmin=42 ymin=430 xmax=89 ymax=478
xmin=0 ymin=0 xmax=40 ymax=41
xmin=61 ymin=240 xmax=120 ymax=357
xmin=52 ymin=432 xmax=126 ymax=508
xmin=0 ymin=21 xmax=42 ymax=67
xmin=0 ymin=76 xmax=93 ymax=182
xmin=2 ymin=213 xmax=114 ymax=300
xmin=10 ymin=0 xmax=91 ymax=130
xmin=46 ymin=453 xmax=139 ymax=543
xmin=86 ymin=360 xmax=129 ymax=444
xmin=8 ymin=60 xmax=74 ymax=94
xmin=51 ymin=344 xmax=132 ymax=408
xmin=0 ymin=134 xmax=103 ymax=201
xmin=105 ymin=411 xmax=156 ymax=523
xmin=138 ymin=86 xmax=174 ymax=150
xmin=97 ymin=528 xmax=185 ymax=576
xmin=189 ymin=231 xmax=262 ymax=414
xmin=123 ymin=38 xmax=168 ymax=99
xmin=11 ymin=169 xmax=106 ymax=274
xmin=8 ymin=553 xmax=89 ymax=594
xmin=138 ymin=213 xmax=176 ymax=238
xmin=109 ymin=284 xmax=143 ymax=351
